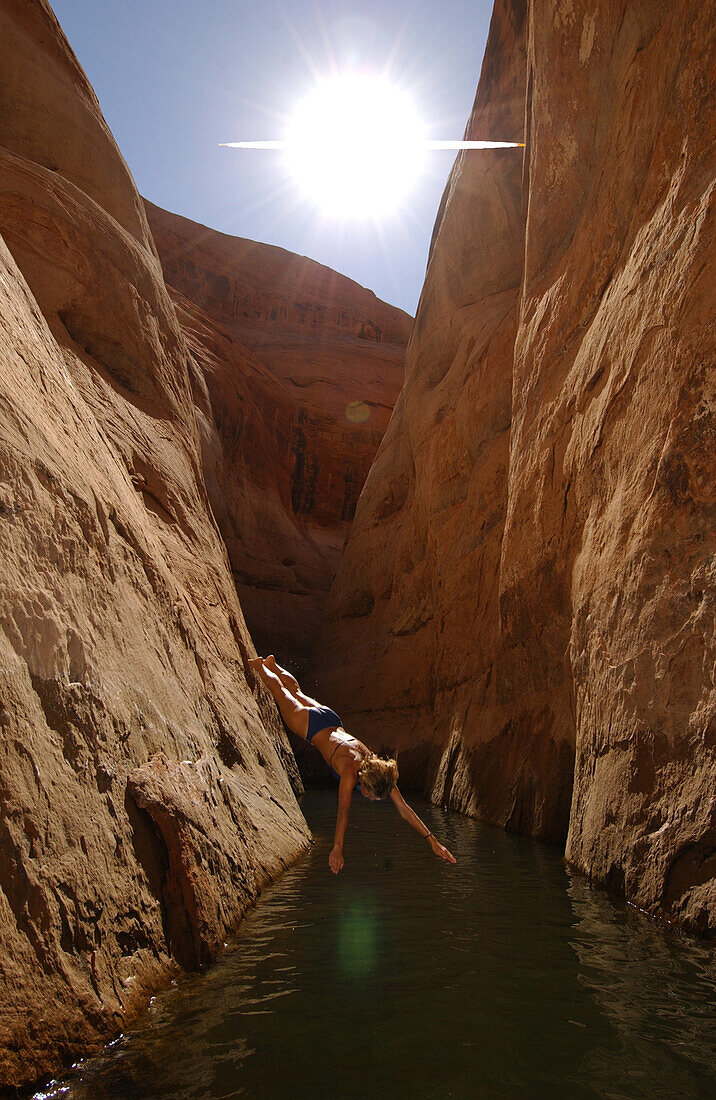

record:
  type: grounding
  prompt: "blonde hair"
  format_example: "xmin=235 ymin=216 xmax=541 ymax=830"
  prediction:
xmin=358 ymin=753 xmax=398 ymax=799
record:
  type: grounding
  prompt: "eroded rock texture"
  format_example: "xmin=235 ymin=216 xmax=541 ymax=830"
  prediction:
xmin=145 ymin=202 xmax=410 ymax=662
xmin=316 ymin=0 xmax=715 ymax=931
xmin=0 ymin=0 xmax=309 ymax=1086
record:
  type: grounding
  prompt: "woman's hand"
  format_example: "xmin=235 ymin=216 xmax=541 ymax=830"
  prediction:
xmin=329 ymin=846 xmax=345 ymax=874
xmin=429 ymin=835 xmax=457 ymax=864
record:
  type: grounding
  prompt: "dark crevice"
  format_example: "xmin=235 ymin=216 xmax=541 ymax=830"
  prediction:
xmin=124 ymin=791 xmax=197 ymax=971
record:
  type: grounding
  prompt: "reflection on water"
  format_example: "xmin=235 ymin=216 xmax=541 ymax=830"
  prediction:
xmin=566 ymin=875 xmax=716 ymax=1097
xmin=37 ymin=791 xmax=715 ymax=1100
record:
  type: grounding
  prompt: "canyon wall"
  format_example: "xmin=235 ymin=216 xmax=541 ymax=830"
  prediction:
xmin=316 ymin=0 xmax=715 ymax=931
xmin=0 ymin=0 xmax=310 ymax=1087
xmin=146 ymin=203 xmax=409 ymax=663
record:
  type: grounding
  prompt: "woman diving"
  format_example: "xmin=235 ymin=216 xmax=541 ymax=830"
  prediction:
xmin=248 ymin=655 xmax=457 ymax=874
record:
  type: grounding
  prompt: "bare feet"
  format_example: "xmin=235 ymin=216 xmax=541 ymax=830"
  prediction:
xmin=263 ymin=654 xmax=304 ymax=698
xmin=247 ymin=656 xmax=264 ymax=674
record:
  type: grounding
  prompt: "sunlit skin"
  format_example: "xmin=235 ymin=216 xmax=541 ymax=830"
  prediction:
xmin=248 ymin=655 xmax=457 ymax=873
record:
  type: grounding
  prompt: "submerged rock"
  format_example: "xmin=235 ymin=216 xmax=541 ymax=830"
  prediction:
xmin=315 ymin=0 xmax=715 ymax=931
xmin=146 ymin=202 xmax=410 ymax=663
xmin=0 ymin=0 xmax=309 ymax=1086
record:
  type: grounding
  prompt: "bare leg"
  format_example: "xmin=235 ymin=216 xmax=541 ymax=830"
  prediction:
xmin=264 ymin=655 xmax=321 ymax=708
xmin=249 ymin=657 xmax=309 ymax=739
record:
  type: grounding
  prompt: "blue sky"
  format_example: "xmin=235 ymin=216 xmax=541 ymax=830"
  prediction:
xmin=51 ymin=0 xmax=494 ymax=314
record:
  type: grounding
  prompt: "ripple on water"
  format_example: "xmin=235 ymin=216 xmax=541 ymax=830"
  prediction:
xmin=37 ymin=790 xmax=715 ymax=1100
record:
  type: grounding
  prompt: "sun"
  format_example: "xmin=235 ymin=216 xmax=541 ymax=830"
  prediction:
xmin=284 ymin=74 xmax=427 ymax=218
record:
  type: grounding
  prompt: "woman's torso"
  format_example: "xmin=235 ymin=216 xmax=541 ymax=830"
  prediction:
xmin=311 ymin=727 xmax=367 ymax=779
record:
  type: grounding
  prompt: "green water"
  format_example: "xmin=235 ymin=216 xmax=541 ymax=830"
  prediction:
xmin=37 ymin=791 xmax=715 ymax=1099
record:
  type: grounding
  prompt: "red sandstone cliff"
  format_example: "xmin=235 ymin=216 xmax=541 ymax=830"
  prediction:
xmin=316 ymin=0 xmax=715 ymax=931
xmin=0 ymin=0 xmax=310 ymax=1086
xmin=145 ymin=203 xmax=410 ymax=663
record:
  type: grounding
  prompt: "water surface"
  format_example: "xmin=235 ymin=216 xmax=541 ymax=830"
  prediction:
xmin=38 ymin=791 xmax=715 ymax=1099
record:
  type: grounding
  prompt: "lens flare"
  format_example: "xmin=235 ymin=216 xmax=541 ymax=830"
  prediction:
xmin=284 ymin=74 xmax=427 ymax=217
xmin=346 ymin=400 xmax=370 ymax=423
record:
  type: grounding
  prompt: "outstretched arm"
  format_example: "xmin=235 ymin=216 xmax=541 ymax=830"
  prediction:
xmin=390 ymin=787 xmax=457 ymax=864
xmin=329 ymin=770 xmax=357 ymax=873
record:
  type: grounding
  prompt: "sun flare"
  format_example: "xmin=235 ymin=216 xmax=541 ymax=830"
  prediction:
xmin=284 ymin=74 xmax=427 ymax=217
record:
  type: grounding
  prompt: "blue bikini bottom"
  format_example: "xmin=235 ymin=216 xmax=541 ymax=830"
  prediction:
xmin=305 ymin=705 xmax=343 ymax=742
xmin=278 ymin=704 xmax=361 ymax=791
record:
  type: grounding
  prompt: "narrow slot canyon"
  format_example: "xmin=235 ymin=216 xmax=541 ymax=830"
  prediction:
xmin=0 ymin=0 xmax=713 ymax=1092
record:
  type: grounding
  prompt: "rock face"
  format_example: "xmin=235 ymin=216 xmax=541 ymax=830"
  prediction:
xmin=316 ymin=0 xmax=715 ymax=931
xmin=0 ymin=0 xmax=309 ymax=1087
xmin=145 ymin=202 xmax=410 ymax=662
